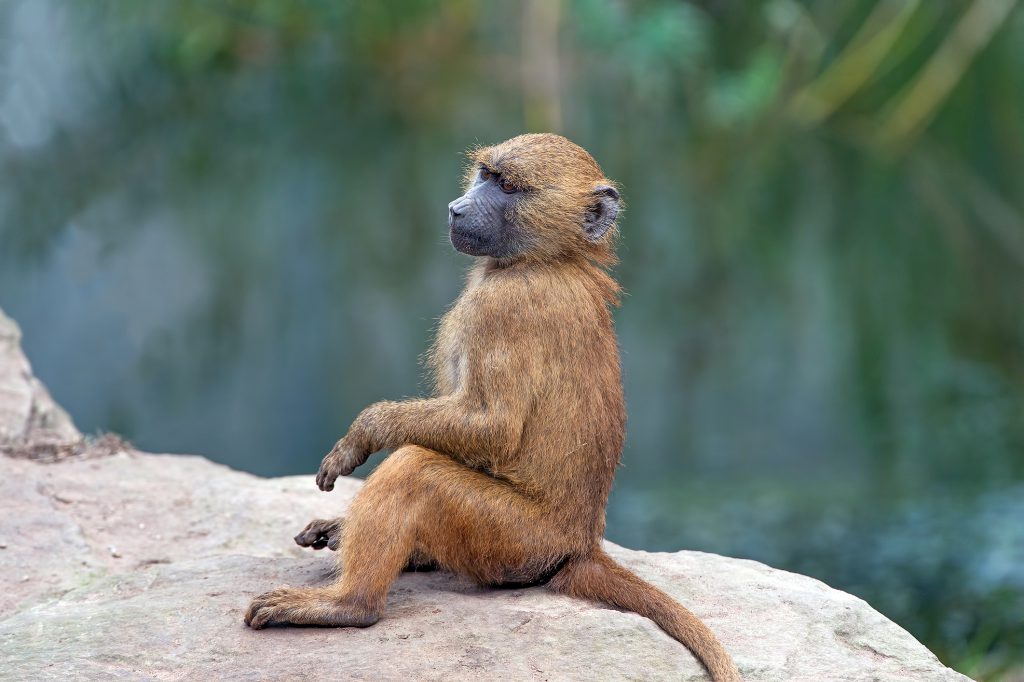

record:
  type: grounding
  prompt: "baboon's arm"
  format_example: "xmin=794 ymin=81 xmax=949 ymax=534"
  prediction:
xmin=317 ymin=336 xmax=534 ymax=490
xmin=355 ymin=394 xmax=525 ymax=463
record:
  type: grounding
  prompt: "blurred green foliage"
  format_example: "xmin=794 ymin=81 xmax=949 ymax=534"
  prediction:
xmin=1 ymin=1 xmax=1023 ymax=678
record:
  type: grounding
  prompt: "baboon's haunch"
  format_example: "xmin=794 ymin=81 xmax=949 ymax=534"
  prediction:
xmin=245 ymin=134 xmax=741 ymax=681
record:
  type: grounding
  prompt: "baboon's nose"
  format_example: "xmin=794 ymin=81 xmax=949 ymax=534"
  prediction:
xmin=448 ymin=201 xmax=464 ymax=227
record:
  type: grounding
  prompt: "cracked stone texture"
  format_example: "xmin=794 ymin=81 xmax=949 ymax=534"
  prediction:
xmin=0 ymin=307 xmax=971 ymax=681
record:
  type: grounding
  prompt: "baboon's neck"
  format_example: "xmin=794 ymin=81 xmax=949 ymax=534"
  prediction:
xmin=469 ymin=256 xmax=620 ymax=308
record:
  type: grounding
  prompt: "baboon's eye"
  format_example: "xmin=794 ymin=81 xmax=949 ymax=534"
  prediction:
xmin=479 ymin=167 xmax=492 ymax=181
xmin=498 ymin=175 xmax=517 ymax=193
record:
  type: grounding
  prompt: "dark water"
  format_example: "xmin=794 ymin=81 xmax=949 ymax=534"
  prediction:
xmin=2 ymin=1 xmax=1023 ymax=676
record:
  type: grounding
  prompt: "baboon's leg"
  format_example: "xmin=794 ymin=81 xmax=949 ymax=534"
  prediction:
xmin=245 ymin=446 xmax=565 ymax=629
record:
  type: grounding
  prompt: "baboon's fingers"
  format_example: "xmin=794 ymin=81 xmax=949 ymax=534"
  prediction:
xmin=294 ymin=518 xmax=343 ymax=550
xmin=317 ymin=473 xmax=336 ymax=491
xmin=293 ymin=528 xmax=329 ymax=549
xmin=316 ymin=454 xmax=340 ymax=491
xmin=317 ymin=445 xmax=365 ymax=491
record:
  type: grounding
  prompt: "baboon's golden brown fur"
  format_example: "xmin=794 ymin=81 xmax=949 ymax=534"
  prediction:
xmin=245 ymin=134 xmax=740 ymax=682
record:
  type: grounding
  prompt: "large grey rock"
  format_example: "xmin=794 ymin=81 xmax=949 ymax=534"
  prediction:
xmin=0 ymin=454 xmax=970 ymax=682
xmin=0 ymin=308 xmax=971 ymax=681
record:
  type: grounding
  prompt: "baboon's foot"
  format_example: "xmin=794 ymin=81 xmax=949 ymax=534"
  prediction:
xmin=294 ymin=517 xmax=344 ymax=551
xmin=244 ymin=586 xmax=379 ymax=630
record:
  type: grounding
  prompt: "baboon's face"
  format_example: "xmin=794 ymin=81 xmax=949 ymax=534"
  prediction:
xmin=449 ymin=134 xmax=621 ymax=263
xmin=447 ymin=164 xmax=524 ymax=259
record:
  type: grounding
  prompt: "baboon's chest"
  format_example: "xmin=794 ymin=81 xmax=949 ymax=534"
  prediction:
xmin=433 ymin=315 xmax=469 ymax=396
xmin=439 ymin=344 xmax=467 ymax=395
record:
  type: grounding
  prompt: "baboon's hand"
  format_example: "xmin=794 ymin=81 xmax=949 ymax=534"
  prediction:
xmin=316 ymin=437 xmax=368 ymax=491
xmin=294 ymin=517 xmax=344 ymax=550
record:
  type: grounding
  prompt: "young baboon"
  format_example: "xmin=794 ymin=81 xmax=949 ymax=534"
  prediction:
xmin=245 ymin=134 xmax=741 ymax=681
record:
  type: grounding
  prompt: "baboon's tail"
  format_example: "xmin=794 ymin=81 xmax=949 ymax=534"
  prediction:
xmin=548 ymin=547 xmax=741 ymax=682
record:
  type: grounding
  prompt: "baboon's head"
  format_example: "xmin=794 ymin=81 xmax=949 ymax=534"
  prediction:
xmin=447 ymin=134 xmax=621 ymax=265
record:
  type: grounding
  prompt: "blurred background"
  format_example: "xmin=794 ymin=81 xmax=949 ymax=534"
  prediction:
xmin=1 ymin=0 xmax=1022 ymax=678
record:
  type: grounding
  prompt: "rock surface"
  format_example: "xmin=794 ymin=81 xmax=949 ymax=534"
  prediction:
xmin=0 ymin=308 xmax=971 ymax=681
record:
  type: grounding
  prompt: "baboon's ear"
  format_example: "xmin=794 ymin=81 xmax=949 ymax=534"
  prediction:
xmin=583 ymin=184 xmax=621 ymax=241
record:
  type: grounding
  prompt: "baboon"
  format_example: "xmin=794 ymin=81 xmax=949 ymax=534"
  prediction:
xmin=245 ymin=134 xmax=741 ymax=682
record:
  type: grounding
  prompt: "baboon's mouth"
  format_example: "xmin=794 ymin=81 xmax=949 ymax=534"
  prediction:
xmin=450 ymin=228 xmax=490 ymax=256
